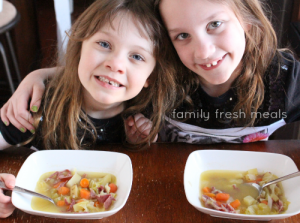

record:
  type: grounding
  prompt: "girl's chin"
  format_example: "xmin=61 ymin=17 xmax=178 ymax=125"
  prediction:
xmin=200 ymin=77 xmax=231 ymax=87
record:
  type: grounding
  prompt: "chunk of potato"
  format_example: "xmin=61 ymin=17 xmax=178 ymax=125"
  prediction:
xmin=243 ymin=195 xmax=256 ymax=206
xmin=70 ymin=184 xmax=79 ymax=199
xmin=66 ymin=172 xmax=81 ymax=188
xmin=247 ymin=168 xmax=258 ymax=176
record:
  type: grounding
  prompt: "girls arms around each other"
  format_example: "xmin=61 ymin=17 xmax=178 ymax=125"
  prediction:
xmin=0 ymin=68 xmax=58 ymax=132
xmin=0 ymin=0 xmax=179 ymax=217
xmin=3 ymin=0 xmax=300 ymax=144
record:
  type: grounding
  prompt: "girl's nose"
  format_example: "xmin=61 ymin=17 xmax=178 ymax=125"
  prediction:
xmin=104 ymin=55 xmax=125 ymax=74
xmin=193 ymin=35 xmax=215 ymax=60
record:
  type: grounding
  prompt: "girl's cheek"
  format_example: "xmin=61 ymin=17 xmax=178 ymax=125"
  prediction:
xmin=175 ymin=46 xmax=189 ymax=61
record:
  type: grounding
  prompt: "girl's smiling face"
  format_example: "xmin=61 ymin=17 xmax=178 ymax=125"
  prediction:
xmin=78 ymin=13 xmax=156 ymax=117
xmin=160 ymin=0 xmax=247 ymax=96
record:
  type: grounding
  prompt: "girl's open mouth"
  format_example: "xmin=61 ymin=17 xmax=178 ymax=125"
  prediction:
xmin=198 ymin=54 xmax=227 ymax=71
xmin=95 ymin=76 xmax=123 ymax=88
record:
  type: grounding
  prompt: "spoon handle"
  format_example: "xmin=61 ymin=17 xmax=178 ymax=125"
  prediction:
xmin=263 ymin=171 xmax=300 ymax=188
xmin=0 ymin=181 xmax=55 ymax=204
xmin=14 ymin=186 xmax=55 ymax=203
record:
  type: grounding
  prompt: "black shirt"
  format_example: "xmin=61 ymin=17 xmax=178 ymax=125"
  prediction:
xmin=0 ymin=113 xmax=125 ymax=149
xmin=160 ymin=52 xmax=300 ymax=144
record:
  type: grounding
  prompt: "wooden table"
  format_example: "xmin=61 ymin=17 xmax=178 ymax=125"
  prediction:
xmin=1 ymin=140 xmax=300 ymax=223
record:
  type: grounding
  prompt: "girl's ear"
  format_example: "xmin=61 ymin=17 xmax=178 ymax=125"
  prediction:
xmin=244 ymin=23 xmax=252 ymax=32
xmin=143 ymin=79 xmax=149 ymax=88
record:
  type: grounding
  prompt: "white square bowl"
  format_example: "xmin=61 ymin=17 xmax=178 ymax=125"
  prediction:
xmin=12 ymin=150 xmax=132 ymax=219
xmin=184 ymin=150 xmax=300 ymax=221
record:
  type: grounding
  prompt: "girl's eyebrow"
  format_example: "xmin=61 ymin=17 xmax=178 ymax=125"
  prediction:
xmin=168 ymin=11 xmax=226 ymax=34
xmin=134 ymin=45 xmax=153 ymax=55
xmin=96 ymin=30 xmax=112 ymax=37
xmin=204 ymin=11 xmax=227 ymax=23
xmin=96 ymin=30 xmax=153 ymax=55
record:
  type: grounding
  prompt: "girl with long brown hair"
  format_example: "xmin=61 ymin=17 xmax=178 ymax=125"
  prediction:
xmin=0 ymin=0 xmax=179 ymax=217
xmin=153 ymin=0 xmax=300 ymax=144
xmin=130 ymin=0 xmax=300 ymax=144
xmin=0 ymin=0 xmax=178 ymax=151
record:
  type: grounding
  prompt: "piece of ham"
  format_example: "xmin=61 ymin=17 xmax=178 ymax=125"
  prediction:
xmin=44 ymin=170 xmax=72 ymax=187
xmin=98 ymin=185 xmax=105 ymax=193
xmin=211 ymin=187 xmax=223 ymax=194
xmin=278 ymin=199 xmax=284 ymax=213
xmin=45 ymin=171 xmax=58 ymax=182
xmin=104 ymin=195 xmax=116 ymax=210
xmin=57 ymin=169 xmax=72 ymax=180
xmin=232 ymin=184 xmax=239 ymax=191
xmin=67 ymin=198 xmax=76 ymax=212
xmin=97 ymin=194 xmax=110 ymax=203
xmin=56 ymin=180 xmax=68 ymax=190
xmin=96 ymin=194 xmax=116 ymax=210
xmin=90 ymin=188 xmax=97 ymax=199
xmin=202 ymin=195 xmax=236 ymax=213
xmin=64 ymin=198 xmax=70 ymax=206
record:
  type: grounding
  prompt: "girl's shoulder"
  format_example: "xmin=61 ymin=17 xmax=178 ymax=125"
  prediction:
xmin=272 ymin=51 xmax=300 ymax=72
xmin=268 ymin=51 xmax=300 ymax=124
xmin=266 ymin=51 xmax=300 ymax=86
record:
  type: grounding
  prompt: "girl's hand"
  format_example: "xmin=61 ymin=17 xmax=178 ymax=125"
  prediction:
xmin=125 ymin=113 xmax=158 ymax=144
xmin=0 ymin=68 xmax=54 ymax=133
xmin=0 ymin=174 xmax=16 ymax=218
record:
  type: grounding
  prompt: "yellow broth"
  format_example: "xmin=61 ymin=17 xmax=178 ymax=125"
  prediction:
xmin=200 ymin=170 xmax=259 ymax=213
xmin=31 ymin=171 xmax=117 ymax=213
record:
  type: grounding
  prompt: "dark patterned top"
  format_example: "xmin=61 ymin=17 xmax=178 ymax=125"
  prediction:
xmin=0 ymin=113 xmax=125 ymax=150
xmin=160 ymin=52 xmax=300 ymax=144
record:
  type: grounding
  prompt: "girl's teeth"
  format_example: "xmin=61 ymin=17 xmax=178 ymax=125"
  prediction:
xmin=99 ymin=76 xmax=109 ymax=83
xmin=205 ymin=60 xmax=219 ymax=67
xmin=109 ymin=81 xmax=120 ymax=87
xmin=98 ymin=77 xmax=120 ymax=87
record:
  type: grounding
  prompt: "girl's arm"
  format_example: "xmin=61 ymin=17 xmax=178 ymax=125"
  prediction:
xmin=0 ymin=67 xmax=58 ymax=133
xmin=125 ymin=114 xmax=158 ymax=144
xmin=0 ymin=173 xmax=16 ymax=218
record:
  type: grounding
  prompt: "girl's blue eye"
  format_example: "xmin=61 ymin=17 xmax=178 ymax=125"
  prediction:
xmin=132 ymin=54 xmax=144 ymax=61
xmin=207 ymin=21 xmax=222 ymax=30
xmin=99 ymin=41 xmax=110 ymax=49
xmin=176 ymin=33 xmax=189 ymax=40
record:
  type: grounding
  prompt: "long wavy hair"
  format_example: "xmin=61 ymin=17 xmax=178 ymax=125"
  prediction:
xmin=155 ymin=0 xmax=281 ymax=126
xmin=30 ymin=0 xmax=178 ymax=150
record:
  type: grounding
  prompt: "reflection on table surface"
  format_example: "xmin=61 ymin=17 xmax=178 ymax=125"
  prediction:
xmin=1 ymin=140 xmax=300 ymax=223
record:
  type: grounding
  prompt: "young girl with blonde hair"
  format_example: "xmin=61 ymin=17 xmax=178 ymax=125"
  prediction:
xmin=0 ymin=0 xmax=179 ymax=217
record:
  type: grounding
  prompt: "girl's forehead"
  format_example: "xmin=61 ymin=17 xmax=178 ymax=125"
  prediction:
xmin=89 ymin=13 xmax=154 ymax=54
xmin=101 ymin=12 xmax=151 ymax=41
xmin=160 ymin=0 xmax=236 ymax=26
xmin=160 ymin=0 xmax=233 ymax=15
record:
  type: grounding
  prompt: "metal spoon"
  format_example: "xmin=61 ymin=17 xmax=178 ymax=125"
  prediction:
xmin=247 ymin=171 xmax=300 ymax=196
xmin=0 ymin=181 xmax=55 ymax=205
